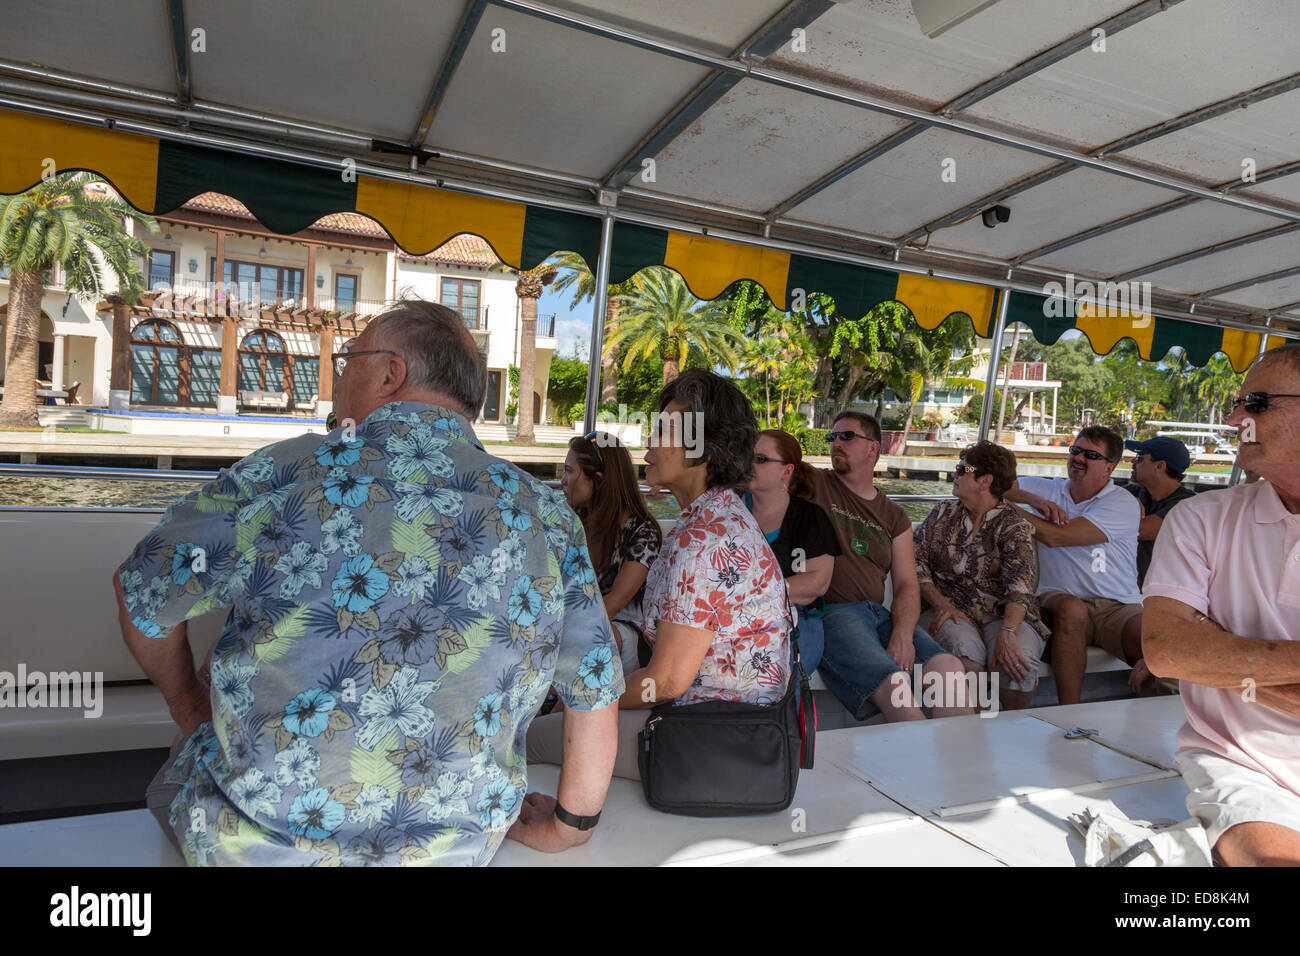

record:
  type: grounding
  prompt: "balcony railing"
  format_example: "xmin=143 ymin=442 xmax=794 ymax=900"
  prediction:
xmin=455 ymin=304 xmax=489 ymax=331
xmin=1008 ymin=361 xmax=1048 ymax=381
xmin=147 ymin=279 xmax=387 ymax=318
xmin=308 ymin=292 xmax=387 ymax=317
xmin=536 ymin=313 xmax=556 ymax=338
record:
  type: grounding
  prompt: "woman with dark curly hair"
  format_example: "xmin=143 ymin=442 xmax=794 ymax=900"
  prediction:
xmin=528 ymin=369 xmax=791 ymax=778
xmin=745 ymin=429 xmax=840 ymax=672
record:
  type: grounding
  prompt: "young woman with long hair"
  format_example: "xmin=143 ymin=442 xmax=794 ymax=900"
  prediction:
xmin=745 ymin=428 xmax=841 ymax=672
xmin=560 ymin=431 xmax=661 ymax=671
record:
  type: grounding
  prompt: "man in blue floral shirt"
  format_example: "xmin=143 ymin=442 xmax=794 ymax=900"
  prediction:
xmin=114 ymin=300 xmax=622 ymax=865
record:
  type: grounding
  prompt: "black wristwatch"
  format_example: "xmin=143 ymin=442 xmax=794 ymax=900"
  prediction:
xmin=553 ymin=801 xmax=601 ymax=831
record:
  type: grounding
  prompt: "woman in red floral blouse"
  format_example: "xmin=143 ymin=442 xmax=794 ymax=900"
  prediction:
xmin=527 ymin=369 xmax=792 ymax=780
xmin=629 ymin=370 xmax=792 ymax=709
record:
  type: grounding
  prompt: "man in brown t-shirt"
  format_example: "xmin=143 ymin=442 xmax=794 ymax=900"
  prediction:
xmin=813 ymin=411 xmax=974 ymax=721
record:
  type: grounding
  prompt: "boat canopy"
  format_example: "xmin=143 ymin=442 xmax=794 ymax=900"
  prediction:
xmin=1 ymin=0 xmax=1298 ymax=371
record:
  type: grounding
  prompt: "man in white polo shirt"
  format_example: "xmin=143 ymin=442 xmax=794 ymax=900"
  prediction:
xmin=1004 ymin=426 xmax=1143 ymax=704
xmin=1144 ymin=343 xmax=1300 ymax=866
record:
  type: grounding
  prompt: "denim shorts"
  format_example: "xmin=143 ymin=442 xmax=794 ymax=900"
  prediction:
xmin=793 ymin=608 xmax=824 ymax=674
xmin=818 ymin=600 xmax=951 ymax=719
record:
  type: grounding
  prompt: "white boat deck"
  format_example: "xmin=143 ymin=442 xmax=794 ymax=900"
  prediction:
xmin=0 ymin=697 xmax=1191 ymax=867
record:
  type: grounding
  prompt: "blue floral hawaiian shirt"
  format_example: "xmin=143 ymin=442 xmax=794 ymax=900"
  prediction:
xmin=118 ymin=401 xmax=622 ymax=866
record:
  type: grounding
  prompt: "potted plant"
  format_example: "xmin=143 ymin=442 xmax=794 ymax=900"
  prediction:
xmin=923 ymin=409 xmax=945 ymax=441
xmin=505 ymin=364 xmax=520 ymax=425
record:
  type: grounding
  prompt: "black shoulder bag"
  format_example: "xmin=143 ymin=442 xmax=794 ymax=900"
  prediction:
xmin=636 ymin=603 xmax=815 ymax=816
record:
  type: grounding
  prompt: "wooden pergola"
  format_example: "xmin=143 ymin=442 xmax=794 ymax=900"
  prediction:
xmin=101 ymin=293 xmax=376 ymax=413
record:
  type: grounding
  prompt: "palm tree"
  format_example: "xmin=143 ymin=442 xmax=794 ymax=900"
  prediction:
xmin=1161 ymin=347 xmax=1195 ymax=421
xmin=994 ymin=323 xmax=1025 ymax=441
xmin=0 ymin=173 xmax=154 ymax=427
xmin=549 ymin=250 xmax=638 ymax=406
xmin=1189 ymin=354 xmax=1243 ymax=426
xmin=474 ymin=247 xmax=560 ymax=445
xmin=742 ymin=331 xmax=784 ymax=427
xmin=889 ymin=318 xmax=982 ymax=442
xmin=606 ymin=266 xmax=747 ymax=387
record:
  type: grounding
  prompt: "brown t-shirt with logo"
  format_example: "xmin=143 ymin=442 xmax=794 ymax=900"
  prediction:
xmin=813 ymin=469 xmax=911 ymax=605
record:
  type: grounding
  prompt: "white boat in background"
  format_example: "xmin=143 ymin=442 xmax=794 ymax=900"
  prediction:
xmin=1144 ymin=422 xmax=1239 ymax=458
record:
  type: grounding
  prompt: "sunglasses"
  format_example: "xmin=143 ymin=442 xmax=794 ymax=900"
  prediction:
xmin=330 ymin=348 xmax=399 ymax=377
xmin=826 ymin=431 xmax=875 ymax=443
xmin=1229 ymin=392 xmax=1300 ymax=414
xmin=953 ymin=464 xmax=977 ymax=476
xmin=580 ymin=429 xmax=621 ymax=449
xmin=754 ymin=453 xmax=787 ymax=465
xmin=1069 ymin=445 xmax=1114 ymax=463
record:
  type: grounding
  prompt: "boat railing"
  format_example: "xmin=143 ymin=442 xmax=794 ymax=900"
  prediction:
xmin=0 ymin=465 xmax=958 ymax=494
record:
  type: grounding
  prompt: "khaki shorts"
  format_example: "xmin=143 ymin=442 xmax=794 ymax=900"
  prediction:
xmin=918 ymin=608 xmax=1044 ymax=693
xmin=1039 ymin=591 xmax=1141 ymax=661
xmin=1176 ymin=747 xmax=1300 ymax=849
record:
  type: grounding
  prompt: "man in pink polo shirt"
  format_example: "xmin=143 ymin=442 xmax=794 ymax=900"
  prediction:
xmin=1144 ymin=343 xmax=1300 ymax=866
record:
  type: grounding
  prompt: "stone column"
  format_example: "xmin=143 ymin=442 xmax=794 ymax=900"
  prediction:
xmin=213 ymin=231 xmax=239 ymax=414
xmin=316 ymin=322 xmax=334 ymax=420
xmin=109 ymin=298 xmax=132 ymax=412
xmin=305 ymin=244 xmax=316 ymax=309
xmin=51 ymin=334 xmax=65 ymax=391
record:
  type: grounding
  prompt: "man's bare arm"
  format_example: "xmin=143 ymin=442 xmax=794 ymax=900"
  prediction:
xmin=1137 ymin=514 xmax=1163 ymax=541
xmin=889 ymin=529 xmax=922 ymax=642
xmin=114 ymin=570 xmax=211 ymax=736
xmin=506 ymin=702 xmax=618 ymax=852
xmin=1005 ymin=482 xmax=1067 ymax=525
xmin=1255 ymin=685 xmax=1300 ymax=721
xmin=1021 ymin=511 xmax=1108 ymax=549
xmin=1144 ymin=595 xmax=1300 ymax=690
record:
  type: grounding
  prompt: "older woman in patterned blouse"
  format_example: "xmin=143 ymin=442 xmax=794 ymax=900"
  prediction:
xmin=913 ymin=440 xmax=1049 ymax=710
xmin=527 ymin=369 xmax=791 ymax=779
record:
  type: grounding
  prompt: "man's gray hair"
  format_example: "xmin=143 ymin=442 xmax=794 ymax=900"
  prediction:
xmin=368 ymin=299 xmax=486 ymax=414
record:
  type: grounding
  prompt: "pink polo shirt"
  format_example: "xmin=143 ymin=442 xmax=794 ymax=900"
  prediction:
xmin=1143 ymin=479 xmax=1300 ymax=795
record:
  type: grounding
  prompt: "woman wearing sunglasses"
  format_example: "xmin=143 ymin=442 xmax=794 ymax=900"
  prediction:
xmin=745 ymin=429 xmax=840 ymax=672
xmin=560 ymin=431 xmax=662 ymax=675
xmin=913 ymin=441 xmax=1049 ymax=711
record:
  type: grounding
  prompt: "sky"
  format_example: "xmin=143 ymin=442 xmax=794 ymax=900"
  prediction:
xmin=539 ymin=284 xmax=594 ymax=361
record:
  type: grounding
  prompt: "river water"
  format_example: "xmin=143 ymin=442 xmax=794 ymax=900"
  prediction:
xmin=0 ymin=475 xmax=952 ymax=519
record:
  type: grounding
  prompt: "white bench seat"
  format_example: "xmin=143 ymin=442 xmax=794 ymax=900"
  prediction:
xmin=0 ymin=684 xmax=178 ymax=762
xmin=0 ymin=699 xmax=1184 ymax=867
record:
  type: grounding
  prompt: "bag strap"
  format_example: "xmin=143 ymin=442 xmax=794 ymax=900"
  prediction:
xmin=783 ymin=593 xmax=816 ymax=770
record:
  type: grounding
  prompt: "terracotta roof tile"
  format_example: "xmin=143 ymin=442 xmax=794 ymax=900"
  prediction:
xmin=180 ymin=192 xmax=387 ymax=237
xmin=397 ymin=234 xmax=500 ymax=267
xmin=177 ymin=194 xmax=496 ymax=265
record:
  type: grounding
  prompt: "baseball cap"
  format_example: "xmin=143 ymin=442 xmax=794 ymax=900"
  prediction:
xmin=1124 ymin=436 xmax=1190 ymax=473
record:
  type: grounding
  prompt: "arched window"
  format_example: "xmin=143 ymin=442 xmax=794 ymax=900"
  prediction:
xmin=129 ymin=319 xmax=219 ymax=407
xmin=130 ymin=320 xmax=182 ymax=404
xmin=239 ymin=329 xmax=288 ymax=394
xmin=239 ymin=329 xmax=318 ymax=409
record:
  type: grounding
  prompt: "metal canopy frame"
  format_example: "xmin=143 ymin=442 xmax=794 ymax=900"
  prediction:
xmin=2 ymin=0 xmax=1299 ymax=343
xmin=165 ymin=0 xmax=191 ymax=107
xmin=2 ymin=85 xmax=1297 ymax=339
xmin=602 ymin=0 xmax=835 ymax=190
xmin=894 ymin=69 xmax=1300 ymax=244
xmin=407 ymin=0 xmax=489 ymax=150
xmin=762 ymin=0 xmax=1185 ymax=225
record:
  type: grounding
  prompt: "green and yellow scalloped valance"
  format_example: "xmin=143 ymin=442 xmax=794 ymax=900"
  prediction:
xmin=0 ymin=108 xmax=602 ymax=270
xmin=0 ymin=108 xmax=1281 ymax=371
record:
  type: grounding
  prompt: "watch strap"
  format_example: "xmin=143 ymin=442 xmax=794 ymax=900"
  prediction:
xmin=554 ymin=800 xmax=601 ymax=831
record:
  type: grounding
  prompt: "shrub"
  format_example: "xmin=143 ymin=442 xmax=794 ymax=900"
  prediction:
xmin=793 ymin=426 xmax=829 ymax=457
